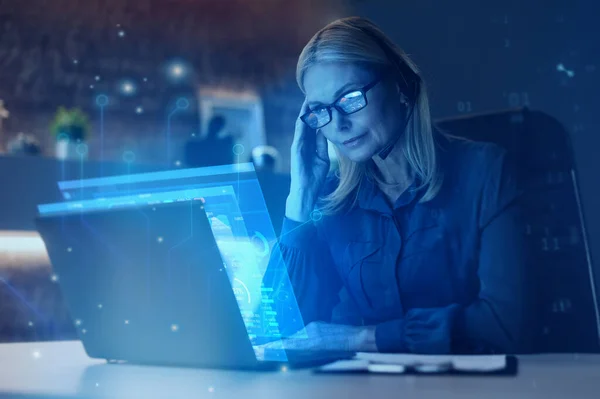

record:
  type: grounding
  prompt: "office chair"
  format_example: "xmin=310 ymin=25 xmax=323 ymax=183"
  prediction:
xmin=436 ymin=107 xmax=600 ymax=353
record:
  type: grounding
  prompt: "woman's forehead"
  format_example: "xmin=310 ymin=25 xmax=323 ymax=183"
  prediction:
xmin=304 ymin=62 xmax=374 ymax=103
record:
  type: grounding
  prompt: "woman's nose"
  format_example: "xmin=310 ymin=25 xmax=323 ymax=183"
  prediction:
xmin=331 ymin=108 xmax=352 ymax=132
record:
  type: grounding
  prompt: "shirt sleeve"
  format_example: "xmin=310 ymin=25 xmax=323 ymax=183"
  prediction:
xmin=265 ymin=216 xmax=343 ymax=336
xmin=375 ymin=148 xmax=533 ymax=354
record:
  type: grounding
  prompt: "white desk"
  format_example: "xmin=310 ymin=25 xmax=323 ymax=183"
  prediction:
xmin=0 ymin=341 xmax=599 ymax=399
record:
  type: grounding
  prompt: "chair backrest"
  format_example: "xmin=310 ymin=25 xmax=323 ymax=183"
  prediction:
xmin=436 ymin=107 xmax=600 ymax=353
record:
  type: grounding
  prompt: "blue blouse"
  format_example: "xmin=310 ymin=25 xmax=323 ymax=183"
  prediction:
xmin=272 ymin=137 xmax=532 ymax=354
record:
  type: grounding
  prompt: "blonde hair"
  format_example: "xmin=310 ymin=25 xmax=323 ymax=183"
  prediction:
xmin=296 ymin=16 xmax=443 ymax=215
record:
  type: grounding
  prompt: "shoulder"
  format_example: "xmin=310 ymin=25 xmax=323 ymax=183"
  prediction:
xmin=437 ymin=134 xmax=513 ymax=188
xmin=436 ymin=134 xmax=521 ymax=226
xmin=438 ymin=135 xmax=508 ymax=172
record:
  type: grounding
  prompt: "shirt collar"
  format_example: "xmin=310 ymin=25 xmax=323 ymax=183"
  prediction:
xmin=357 ymin=167 xmax=422 ymax=214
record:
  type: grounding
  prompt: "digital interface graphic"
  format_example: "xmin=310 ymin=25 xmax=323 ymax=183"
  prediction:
xmin=37 ymin=162 xmax=305 ymax=361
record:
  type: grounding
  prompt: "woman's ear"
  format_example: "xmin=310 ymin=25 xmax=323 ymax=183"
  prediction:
xmin=392 ymin=82 xmax=407 ymax=104
xmin=399 ymin=91 xmax=409 ymax=107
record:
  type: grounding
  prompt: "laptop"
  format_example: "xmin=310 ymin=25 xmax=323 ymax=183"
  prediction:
xmin=35 ymin=163 xmax=353 ymax=370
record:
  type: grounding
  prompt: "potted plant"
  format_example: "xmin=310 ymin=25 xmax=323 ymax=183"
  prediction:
xmin=50 ymin=107 xmax=92 ymax=160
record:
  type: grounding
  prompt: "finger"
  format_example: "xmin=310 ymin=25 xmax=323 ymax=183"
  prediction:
xmin=293 ymin=101 xmax=316 ymax=156
xmin=296 ymin=98 xmax=310 ymax=119
xmin=315 ymin=129 xmax=330 ymax=163
xmin=292 ymin=99 xmax=310 ymax=147
xmin=280 ymin=338 xmax=301 ymax=350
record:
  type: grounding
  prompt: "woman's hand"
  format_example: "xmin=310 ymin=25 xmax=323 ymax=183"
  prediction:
xmin=255 ymin=322 xmax=378 ymax=354
xmin=286 ymin=100 xmax=331 ymax=222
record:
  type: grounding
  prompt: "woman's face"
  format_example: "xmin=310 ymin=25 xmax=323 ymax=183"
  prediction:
xmin=303 ymin=62 xmax=407 ymax=163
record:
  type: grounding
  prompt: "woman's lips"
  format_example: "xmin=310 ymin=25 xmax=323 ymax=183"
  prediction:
xmin=343 ymin=133 xmax=367 ymax=145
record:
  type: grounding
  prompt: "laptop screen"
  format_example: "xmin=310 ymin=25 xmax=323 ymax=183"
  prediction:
xmin=38 ymin=163 xmax=306 ymax=361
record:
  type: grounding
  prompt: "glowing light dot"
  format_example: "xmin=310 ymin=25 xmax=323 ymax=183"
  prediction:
xmin=32 ymin=351 xmax=41 ymax=359
xmin=118 ymin=30 xmax=125 ymax=37
xmin=125 ymin=320 xmax=129 ymax=325
xmin=208 ymin=387 xmax=215 ymax=393
xmin=175 ymin=160 xmax=181 ymax=166
xmin=172 ymin=65 xmax=183 ymax=76
xmin=73 ymin=59 xmax=78 ymax=64
xmin=89 ymin=85 xmax=94 ymax=89
xmin=135 ymin=106 xmax=143 ymax=114
xmin=157 ymin=237 xmax=163 ymax=243
xmin=123 ymin=83 xmax=134 ymax=93
xmin=95 ymin=76 xmax=101 ymax=81
xmin=75 ymin=319 xmax=82 ymax=326
xmin=191 ymin=133 xmax=196 ymax=137
xmin=67 ymin=247 xmax=72 ymax=252
xmin=82 ymin=329 xmax=87 ymax=334
xmin=50 ymin=274 xmax=59 ymax=282
xmin=98 ymin=304 xmax=103 ymax=309
xmin=281 ymin=366 xmax=288 ymax=372
xmin=96 ymin=383 xmax=100 ymax=387
xmin=143 ymin=77 xmax=148 ymax=82
xmin=28 ymin=321 xmax=34 ymax=327
xmin=171 ymin=324 xmax=179 ymax=332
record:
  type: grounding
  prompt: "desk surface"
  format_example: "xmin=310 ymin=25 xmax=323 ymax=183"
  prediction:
xmin=0 ymin=341 xmax=599 ymax=399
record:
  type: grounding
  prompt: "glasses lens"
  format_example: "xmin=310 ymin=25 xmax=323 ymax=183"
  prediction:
xmin=303 ymin=108 xmax=330 ymax=129
xmin=337 ymin=91 xmax=366 ymax=114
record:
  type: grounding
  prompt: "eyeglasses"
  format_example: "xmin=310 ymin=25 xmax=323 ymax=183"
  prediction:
xmin=300 ymin=78 xmax=381 ymax=130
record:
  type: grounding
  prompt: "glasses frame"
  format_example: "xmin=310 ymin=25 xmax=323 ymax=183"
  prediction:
xmin=300 ymin=77 xmax=381 ymax=129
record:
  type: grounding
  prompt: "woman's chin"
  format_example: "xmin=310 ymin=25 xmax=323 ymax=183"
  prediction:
xmin=342 ymin=149 xmax=376 ymax=163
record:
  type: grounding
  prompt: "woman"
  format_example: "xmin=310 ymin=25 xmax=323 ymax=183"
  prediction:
xmin=264 ymin=16 xmax=531 ymax=354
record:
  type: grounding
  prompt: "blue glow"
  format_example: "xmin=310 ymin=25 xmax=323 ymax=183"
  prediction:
xmin=42 ymin=161 xmax=303 ymax=360
xmin=557 ymin=63 xmax=575 ymax=78
xmin=80 ymin=178 xmax=246 ymax=200
xmin=176 ymin=97 xmax=190 ymax=109
xmin=95 ymin=95 xmax=109 ymax=107
xmin=38 ymin=186 xmax=231 ymax=215
xmin=164 ymin=59 xmax=191 ymax=84
xmin=168 ymin=62 xmax=187 ymax=79
xmin=119 ymin=80 xmax=136 ymax=96
xmin=122 ymin=150 xmax=135 ymax=163
xmin=232 ymin=143 xmax=245 ymax=156
xmin=57 ymin=163 xmax=255 ymax=190
xmin=310 ymin=209 xmax=323 ymax=222
xmin=76 ymin=143 xmax=88 ymax=156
